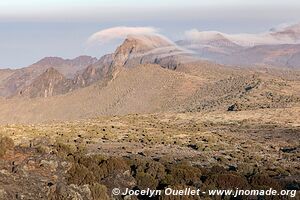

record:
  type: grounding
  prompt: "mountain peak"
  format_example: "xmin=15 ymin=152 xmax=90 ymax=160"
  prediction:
xmin=184 ymin=30 xmax=228 ymax=42
xmin=18 ymin=67 xmax=73 ymax=98
xmin=33 ymin=56 xmax=97 ymax=67
xmin=33 ymin=57 xmax=65 ymax=66
xmin=111 ymin=34 xmax=174 ymax=67
xmin=68 ymin=56 xmax=98 ymax=66
xmin=125 ymin=34 xmax=173 ymax=50
xmin=116 ymin=34 xmax=173 ymax=54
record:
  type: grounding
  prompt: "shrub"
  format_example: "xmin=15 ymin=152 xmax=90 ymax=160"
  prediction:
xmin=98 ymin=157 xmax=130 ymax=178
xmin=128 ymin=158 xmax=166 ymax=180
xmin=146 ymin=161 xmax=166 ymax=180
xmin=90 ymin=183 xmax=110 ymax=200
xmin=250 ymin=174 xmax=281 ymax=190
xmin=238 ymin=163 xmax=258 ymax=177
xmin=67 ymin=163 xmax=96 ymax=185
xmin=68 ymin=154 xmax=130 ymax=184
xmin=203 ymin=173 xmax=249 ymax=190
xmin=0 ymin=136 xmax=14 ymax=157
xmin=166 ymin=163 xmax=202 ymax=186
xmin=136 ymin=172 xmax=159 ymax=190
xmin=54 ymin=141 xmax=77 ymax=159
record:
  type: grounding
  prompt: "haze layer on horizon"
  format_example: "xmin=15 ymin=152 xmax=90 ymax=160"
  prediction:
xmin=1 ymin=0 xmax=300 ymax=68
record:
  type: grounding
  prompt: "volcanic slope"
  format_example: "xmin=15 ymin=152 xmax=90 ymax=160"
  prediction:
xmin=0 ymin=35 xmax=299 ymax=123
xmin=0 ymin=64 xmax=205 ymax=123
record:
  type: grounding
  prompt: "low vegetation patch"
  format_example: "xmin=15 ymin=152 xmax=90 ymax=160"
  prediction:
xmin=0 ymin=136 xmax=14 ymax=157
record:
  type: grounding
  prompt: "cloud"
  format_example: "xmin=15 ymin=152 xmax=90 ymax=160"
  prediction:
xmin=184 ymin=23 xmax=300 ymax=46
xmin=87 ymin=26 xmax=160 ymax=46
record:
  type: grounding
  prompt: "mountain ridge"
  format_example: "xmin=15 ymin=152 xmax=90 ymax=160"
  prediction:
xmin=178 ymin=24 xmax=300 ymax=68
xmin=0 ymin=56 xmax=97 ymax=97
xmin=0 ymin=32 xmax=299 ymax=124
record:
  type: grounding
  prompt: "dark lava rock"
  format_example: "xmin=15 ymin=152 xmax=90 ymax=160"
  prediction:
xmin=280 ymin=147 xmax=297 ymax=153
xmin=227 ymin=103 xmax=241 ymax=111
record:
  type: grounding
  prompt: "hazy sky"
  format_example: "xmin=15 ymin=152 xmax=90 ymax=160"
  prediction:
xmin=1 ymin=0 xmax=300 ymax=67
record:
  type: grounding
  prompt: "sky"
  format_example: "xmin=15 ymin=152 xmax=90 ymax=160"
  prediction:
xmin=0 ymin=0 xmax=300 ymax=68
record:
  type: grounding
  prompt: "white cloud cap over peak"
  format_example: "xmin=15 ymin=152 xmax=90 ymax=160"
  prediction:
xmin=184 ymin=23 xmax=300 ymax=46
xmin=87 ymin=26 xmax=160 ymax=45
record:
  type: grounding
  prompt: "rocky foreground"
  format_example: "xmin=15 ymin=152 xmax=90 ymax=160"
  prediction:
xmin=0 ymin=108 xmax=299 ymax=199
